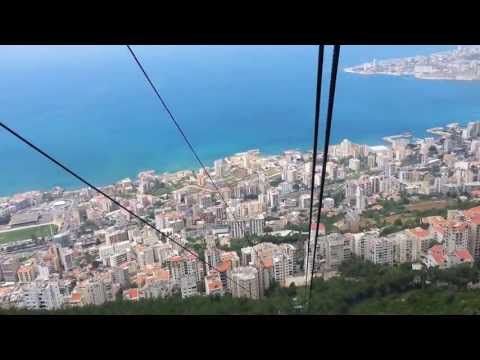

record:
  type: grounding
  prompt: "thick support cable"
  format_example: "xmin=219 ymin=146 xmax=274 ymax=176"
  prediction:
xmin=307 ymin=45 xmax=341 ymax=310
xmin=304 ymin=45 xmax=325 ymax=301
xmin=0 ymin=121 xmax=251 ymax=293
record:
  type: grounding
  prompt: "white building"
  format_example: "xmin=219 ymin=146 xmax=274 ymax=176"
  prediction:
xmin=229 ymin=216 xmax=265 ymax=239
xmin=85 ymin=280 xmax=107 ymax=306
xmin=349 ymin=158 xmax=361 ymax=172
xmin=136 ymin=246 xmax=155 ymax=269
xmin=241 ymin=247 xmax=254 ymax=266
xmin=204 ymin=247 xmax=221 ymax=271
xmin=59 ymin=248 xmax=73 ymax=272
xmin=105 ymin=227 xmax=129 ymax=245
xmin=143 ymin=280 xmax=173 ymax=300
xmin=299 ymin=194 xmax=311 ymax=210
xmin=180 ymin=274 xmax=199 ymax=299
xmin=229 ymin=266 xmax=260 ymax=300
xmin=368 ymin=237 xmax=394 ymax=265
xmin=325 ymin=233 xmax=352 ymax=270
xmin=214 ymin=159 xmax=225 ymax=178
xmin=323 ymin=197 xmax=335 ymax=210
xmin=111 ymin=266 xmax=129 ymax=288
xmin=110 ymin=252 xmax=129 ymax=267
xmin=23 ymin=280 xmax=64 ymax=310
xmin=355 ymin=187 xmax=367 ymax=213
xmin=204 ymin=271 xmax=224 ymax=296
xmin=267 ymin=189 xmax=280 ymax=209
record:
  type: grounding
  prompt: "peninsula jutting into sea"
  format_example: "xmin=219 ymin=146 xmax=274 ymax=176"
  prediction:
xmin=345 ymin=45 xmax=480 ymax=80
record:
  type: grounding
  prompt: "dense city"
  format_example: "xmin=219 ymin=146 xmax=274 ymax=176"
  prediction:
xmin=2 ymin=120 xmax=480 ymax=312
xmin=345 ymin=45 xmax=480 ymax=80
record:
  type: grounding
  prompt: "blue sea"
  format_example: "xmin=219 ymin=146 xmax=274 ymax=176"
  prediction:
xmin=1 ymin=45 xmax=479 ymax=197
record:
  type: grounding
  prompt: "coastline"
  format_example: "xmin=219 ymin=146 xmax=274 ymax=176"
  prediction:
xmin=0 ymin=124 xmax=457 ymax=200
xmin=0 ymin=136 xmax=389 ymax=198
xmin=344 ymin=68 xmax=480 ymax=81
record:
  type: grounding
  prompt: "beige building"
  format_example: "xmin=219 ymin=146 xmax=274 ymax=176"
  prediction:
xmin=229 ymin=266 xmax=261 ymax=300
xmin=17 ymin=263 xmax=37 ymax=283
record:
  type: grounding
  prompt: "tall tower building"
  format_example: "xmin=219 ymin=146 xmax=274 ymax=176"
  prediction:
xmin=214 ymin=159 xmax=224 ymax=178
xmin=229 ymin=266 xmax=261 ymax=300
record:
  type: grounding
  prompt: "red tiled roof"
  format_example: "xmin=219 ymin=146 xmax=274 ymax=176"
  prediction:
xmin=424 ymin=216 xmax=446 ymax=226
xmin=311 ymin=223 xmax=326 ymax=234
xmin=216 ymin=260 xmax=231 ymax=273
xmin=17 ymin=265 xmax=32 ymax=273
xmin=156 ymin=269 xmax=170 ymax=281
xmin=429 ymin=245 xmax=446 ymax=265
xmin=208 ymin=279 xmax=223 ymax=291
xmin=168 ymin=255 xmax=183 ymax=262
xmin=433 ymin=224 xmax=445 ymax=235
xmin=221 ymin=251 xmax=237 ymax=261
xmin=186 ymin=253 xmax=198 ymax=261
xmin=126 ymin=288 xmax=139 ymax=300
xmin=262 ymin=258 xmax=273 ymax=268
xmin=464 ymin=206 xmax=480 ymax=218
xmin=407 ymin=227 xmax=430 ymax=238
xmin=448 ymin=221 xmax=469 ymax=231
xmin=70 ymin=293 xmax=82 ymax=302
xmin=470 ymin=215 xmax=480 ymax=225
xmin=455 ymin=249 xmax=474 ymax=262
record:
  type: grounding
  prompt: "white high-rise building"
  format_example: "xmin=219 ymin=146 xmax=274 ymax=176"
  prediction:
xmin=214 ymin=159 xmax=225 ymax=178
xmin=304 ymin=226 xmax=326 ymax=277
xmin=339 ymin=139 xmax=353 ymax=158
xmin=105 ymin=227 xmax=129 ymax=245
xmin=367 ymin=237 xmax=394 ymax=265
xmin=352 ymin=232 xmax=376 ymax=259
xmin=137 ymin=247 xmax=155 ymax=269
xmin=299 ymin=194 xmax=311 ymax=209
xmin=155 ymin=212 xmax=168 ymax=230
xmin=229 ymin=266 xmax=261 ymax=300
xmin=241 ymin=247 xmax=254 ymax=266
xmin=153 ymin=242 xmax=174 ymax=265
xmin=325 ymin=233 xmax=352 ymax=270
xmin=204 ymin=247 xmax=221 ymax=271
xmin=180 ymin=274 xmax=199 ymax=299
xmin=204 ymin=271 xmax=224 ymax=297
xmin=271 ymin=243 xmax=296 ymax=285
xmin=323 ymin=197 xmax=335 ymax=210
xmin=59 ymin=248 xmax=73 ymax=272
xmin=23 ymin=280 xmax=64 ymax=310
xmin=229 ymin=216 xmax=265 ymax=239
xmin=367 ymin=154 xmax=376 ymax=168
xmin=286 ymin=168 xmax=297 ymax=183
xmin=268 ymin=189 xmax=280 ymax=209
xmin=303 ymin=162 xmax=313 ymax=186
xmin=355 ymin=187 xmax=367 ymax=213
xmin=168 ymin=254 xmax=204 ymax=286
xmin=349 ymin=158 xmax=361 ymax=172
xmin=110 ymin=252 xmax=128 ymax=267
xmin=85 ymin=280 xmax=107 ymax=306
xmin=111 ymin=266 xmax=129 ymax=288
xmin=279 ymin=181 xmax=293 ymax=194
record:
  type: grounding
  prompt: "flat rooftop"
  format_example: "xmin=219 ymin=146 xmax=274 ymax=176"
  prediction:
xmin=369 ymin=145 xmax=389 ymax=152
xmin=9 ymin=212 xmax=39 ymax=227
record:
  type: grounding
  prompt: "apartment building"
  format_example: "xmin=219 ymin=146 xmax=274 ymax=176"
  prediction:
xmin=368 ymin=237 xmax=394 ymax=265
xmin=229 ymin=266 xmax=261 ymax=300
xmin=22 ymin=280 xmax=64 ymax=310
xmin=229 ymin=216 xmax=265 ymax=239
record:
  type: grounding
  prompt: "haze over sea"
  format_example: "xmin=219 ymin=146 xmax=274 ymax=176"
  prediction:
xmin=1 ymin=45 xmax=479 ymax=197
